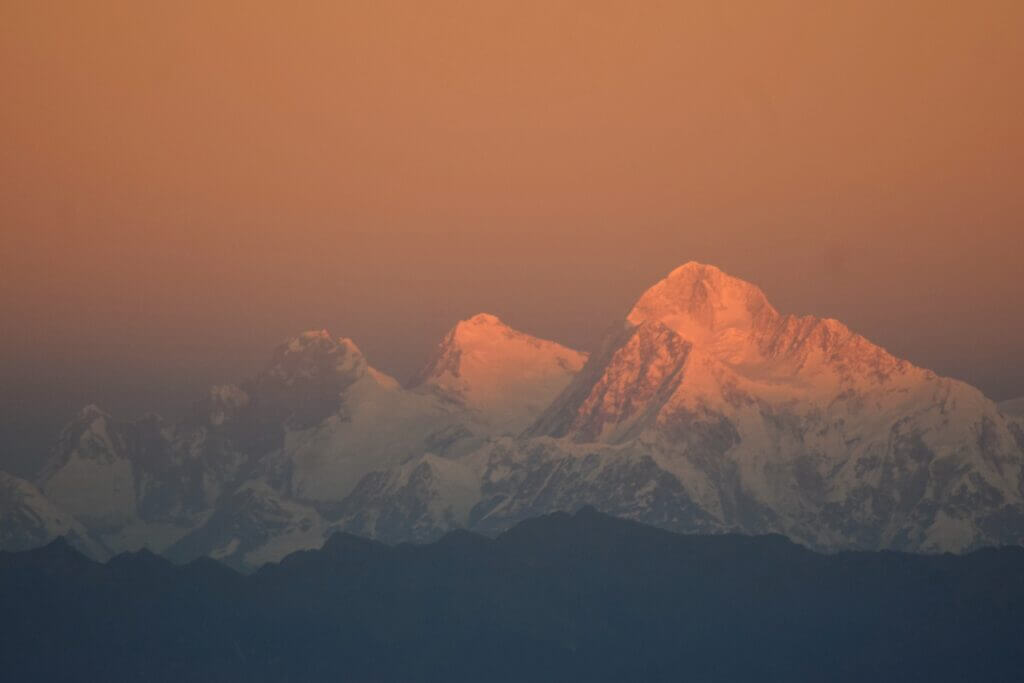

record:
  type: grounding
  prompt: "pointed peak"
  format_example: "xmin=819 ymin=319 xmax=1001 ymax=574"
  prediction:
xmin=627 ymin=262 xmax=778 ymax=343
xmin=461 ymin=312 xmax=504 ymax=326
xmin=285 ymin=329 xmax=361 ymax=352
xmin=655 ymin=261 xmax=761 ymax=296
xmin=665 ymin=261 xmax=724 ymax=280
xmin=262 ymin=329 xmax=370 ymax=385
xmin=446 ymin=313 xmax=518 ymax=345
xmin=409 ymin=315 xmax=587 ymax=430
xmin=277 ymin=330 xmax=364 ymax=358
xmin=448 ymin=313 xmax=513 ymax=339
xmin=417 ymin=314 xmax=586 ymax=380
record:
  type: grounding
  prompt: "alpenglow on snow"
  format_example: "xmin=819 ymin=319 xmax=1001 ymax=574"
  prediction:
xmin=4 ymin=263 xmax=1023 ymax=570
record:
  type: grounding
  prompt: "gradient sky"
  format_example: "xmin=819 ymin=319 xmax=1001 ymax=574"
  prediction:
xmin=2 ymin=1 xmax=1022 ymax=473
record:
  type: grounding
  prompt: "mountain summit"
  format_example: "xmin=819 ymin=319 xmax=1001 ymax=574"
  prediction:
xmin=411 ymin=313 xmax=588 ymax=431
xmin=627 ymin=262 xmax=778 ymax=347
xmin=527 ymin=263 xmax=1023 ymax=551
xmin=3 ymin=263 xmax=1023 ymax=567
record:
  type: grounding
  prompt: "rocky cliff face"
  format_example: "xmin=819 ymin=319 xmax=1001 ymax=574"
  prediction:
xmin=521 ymin=264 xmax=1024 ymax=552
xmin=10 ymin=318 xmax=590 ymax=569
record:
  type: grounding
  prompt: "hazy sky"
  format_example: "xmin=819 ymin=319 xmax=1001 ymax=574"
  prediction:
xmin=2 ymin=1 xmax=1022 ymax=472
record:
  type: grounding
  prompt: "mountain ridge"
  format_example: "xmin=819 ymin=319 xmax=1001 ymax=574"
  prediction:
xmin=409 ymin=312 xmax=588 ymax=431
xmin=2 ymin=262 xmax=1022 ymax=568
xmin=3 ymin=508 xmax=1024 ymax=682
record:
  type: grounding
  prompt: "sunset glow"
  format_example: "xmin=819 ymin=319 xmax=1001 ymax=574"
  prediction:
xmin=2 ymin=4 xmax=1023 ymax=680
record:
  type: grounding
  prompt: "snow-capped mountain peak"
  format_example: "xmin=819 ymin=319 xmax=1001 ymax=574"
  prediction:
xmin=267 ymin=330 xmax=373 ymax=385
xmin=45 ymin=404 xmax=120 ymax=471
xmin=0 ymin=471 xmax=108 ymax=559
xmin=627 ymin=262 xmax=779 ymax=348
xmin=624 ymin=262 xmax=909 ymax=384
xmin=36 ymin=404 xmax=139 ymax=535
xmin=454 ymin=312 xmax=505 ymax=333
xmin=4 ymin=262 xmax=1022 ymax=568
xmin=410 ymin=313 xmax=588 ymax=431
xmin=520 ymin=262 xmax=1024 ymax=552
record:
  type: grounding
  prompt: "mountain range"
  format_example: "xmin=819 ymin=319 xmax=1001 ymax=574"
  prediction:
xmin=3 ymin=508 xmax=1023 ymax=682
xmin=3 ymin=262 xmax=1023 ymax=569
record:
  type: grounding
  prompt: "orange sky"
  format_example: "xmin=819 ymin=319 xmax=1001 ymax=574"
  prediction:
xmin=1 ymin=1 xmax=1023 ymax=469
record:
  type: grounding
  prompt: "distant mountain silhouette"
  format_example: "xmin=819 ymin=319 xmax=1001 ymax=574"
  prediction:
xmin=2 ymin=508 xmax=1023 ymax=682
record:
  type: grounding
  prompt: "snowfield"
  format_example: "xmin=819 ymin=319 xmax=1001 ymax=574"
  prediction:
xmin=4 ymin=262 xmax=1023 ymax=569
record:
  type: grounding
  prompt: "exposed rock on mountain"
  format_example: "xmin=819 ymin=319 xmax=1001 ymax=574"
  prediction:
xmin=4 ymin=263 xmax=1023 ymax=566
xmin=523 ymin=263 xmax=1024 ymax=551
